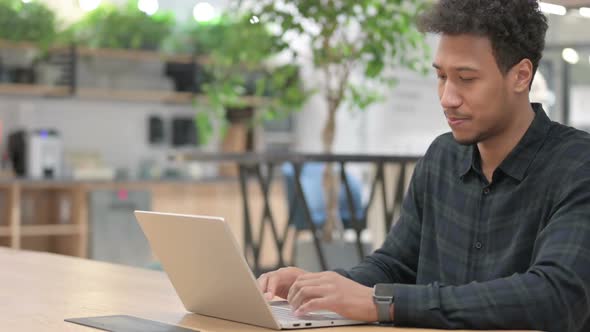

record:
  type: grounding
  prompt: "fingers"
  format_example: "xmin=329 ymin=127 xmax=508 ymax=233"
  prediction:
xmin=287 ymin=275 xmax=323 ymax=301
xmin=257 ymin=273 xmax=276 ymax=300
xmin=265 ymin=272 xmax=280 ymax=300
xmin=295 ymin=297 xmax=331 ymax=316
xmin=288 ymin=284 xmax=330 ymax=311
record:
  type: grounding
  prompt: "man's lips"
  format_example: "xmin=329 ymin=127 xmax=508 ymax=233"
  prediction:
xmin=446 ymin=116 xmax=470 ymax=126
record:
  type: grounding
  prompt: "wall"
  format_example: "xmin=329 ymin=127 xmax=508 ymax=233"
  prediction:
xmin=294 ymin=35 xmax=447 ymax=156
xmin=0 ymin=96 xmax=217 ymax=178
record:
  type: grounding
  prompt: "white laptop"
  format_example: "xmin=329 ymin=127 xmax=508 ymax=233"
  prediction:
xmin=134 ymin=211 xmax=366 ymax=330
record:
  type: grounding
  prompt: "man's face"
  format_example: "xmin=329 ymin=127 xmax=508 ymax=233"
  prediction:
xmin=433 ymin=34 xmax=514 ymax=145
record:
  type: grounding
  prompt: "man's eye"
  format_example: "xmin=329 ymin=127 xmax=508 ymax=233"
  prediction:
xmin=437 ymin=75 xmax=447 ymax=80
xmin=460 ymin=77 xmax=475 ymax=82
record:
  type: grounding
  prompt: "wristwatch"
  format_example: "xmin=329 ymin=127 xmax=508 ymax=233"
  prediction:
xmin=372 ymin=283 xmax=395 ymax=323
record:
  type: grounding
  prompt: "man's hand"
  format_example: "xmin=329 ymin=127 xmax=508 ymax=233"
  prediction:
xmin=257 ymin=267 xmax=308 ymax=300
xmin=287 ymin=271 xmax=381 ymax=322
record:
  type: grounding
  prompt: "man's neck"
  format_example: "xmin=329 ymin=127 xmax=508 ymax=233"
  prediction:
xmin=477 ymin=102 xmax=535 ymax=183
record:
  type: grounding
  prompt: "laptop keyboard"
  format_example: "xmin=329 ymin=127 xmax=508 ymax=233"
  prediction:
xmin=271 ymin=304 xmax=345 ymax=321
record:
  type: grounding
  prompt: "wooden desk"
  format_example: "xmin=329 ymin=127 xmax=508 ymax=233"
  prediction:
xmin=0 ymin=248 xmax=536 ymax=332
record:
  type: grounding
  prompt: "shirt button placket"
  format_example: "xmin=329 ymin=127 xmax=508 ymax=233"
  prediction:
xmin=475 ymin=187 xmax=490 ymax=254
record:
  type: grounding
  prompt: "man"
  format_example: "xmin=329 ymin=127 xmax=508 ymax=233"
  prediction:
xmin=258 ymin=0 xmax=590 ymax=331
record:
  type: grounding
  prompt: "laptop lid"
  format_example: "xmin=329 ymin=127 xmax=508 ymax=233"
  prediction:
xmin=134 ymin=211 xmax=281 ymax=330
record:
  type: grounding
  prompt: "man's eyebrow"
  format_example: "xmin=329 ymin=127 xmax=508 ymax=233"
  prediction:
xmin=432 ymin=63 xmax=479 ymax=72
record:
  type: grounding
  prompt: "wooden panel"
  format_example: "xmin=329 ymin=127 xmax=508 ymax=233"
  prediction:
xmin=0 ymin=238 xmax=9 ymax=248
xmin=9 ymin=184 xmax=20 ymax=249
xmin=0 ymin=83 xmax=69 ymax=97
xmin=77 ymin=47 xmax=201 ymax=64
xmin=53 ymin=234 xmax=83 ymax=257
xmin=20 ymin=224 xmax=82 ymax=236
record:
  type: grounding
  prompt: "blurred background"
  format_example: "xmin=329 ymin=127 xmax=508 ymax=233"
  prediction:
xmin=0 ymin=0 xmax=587 ymax=275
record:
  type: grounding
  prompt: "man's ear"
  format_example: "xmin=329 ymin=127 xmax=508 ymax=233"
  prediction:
xmin=510 ymin=59 xmax=534 ymax=93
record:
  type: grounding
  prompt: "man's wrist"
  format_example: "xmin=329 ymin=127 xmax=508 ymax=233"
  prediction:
xmin=372 ymin=283 xmax=395 ymax=323
xmin=370 ymin=301 xmax=394 ymax=324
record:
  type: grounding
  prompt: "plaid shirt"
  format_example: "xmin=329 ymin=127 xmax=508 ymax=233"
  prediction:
xmin=338 ymin=104 xmax=590 ymax=331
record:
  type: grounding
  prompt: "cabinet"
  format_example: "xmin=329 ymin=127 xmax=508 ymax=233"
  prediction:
xmin=88 ymin=190 xmax=151 ymax=267
xmin=0 ymin=182 xmax=87 ymax=257
xmin=0 ymin=180 xmax=287 ymax=269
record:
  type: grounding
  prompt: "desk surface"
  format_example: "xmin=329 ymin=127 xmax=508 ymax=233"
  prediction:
xmin=0 ymin=248 xmax=536 ymax=332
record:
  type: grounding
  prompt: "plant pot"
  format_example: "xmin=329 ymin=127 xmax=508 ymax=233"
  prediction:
xmin=218 ymin=122 xmax=248 ymax=177
xmin=225 ymin=106 xmax=255 ymax=123
xmin=218 ymin=106 xmax=256 ymax=177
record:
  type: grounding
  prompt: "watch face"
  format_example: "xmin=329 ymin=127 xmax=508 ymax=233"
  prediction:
xmin=374 ymin=284 xmax=396 ymax=297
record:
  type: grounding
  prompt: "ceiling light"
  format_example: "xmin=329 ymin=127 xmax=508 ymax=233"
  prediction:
xmin=138 ymin=0 xmax=158 ymax=16
xmin=539 ymin=2 xmax=566 ymax=16
xmin=193 ymin=2 xmax=216 ymax=23
xmin=562 ymin=48 xmax=579 ymax=64
xmin=580 ymin=7 xmax=590 ymax=18
xmin=78 ymin=0 xmax=101 ymax=12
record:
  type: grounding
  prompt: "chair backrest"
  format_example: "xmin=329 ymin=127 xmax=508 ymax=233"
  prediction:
xmin=281 ymin=162 xmax=365 ymax=230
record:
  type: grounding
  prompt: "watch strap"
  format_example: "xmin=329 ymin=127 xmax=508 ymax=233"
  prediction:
xmin=373 ymin=283 xmax=395 ymax=323
xmin=376 ymin=300 xmax=391 ymax=322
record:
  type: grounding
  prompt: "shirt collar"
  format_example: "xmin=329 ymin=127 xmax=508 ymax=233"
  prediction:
xmin=457 ymin=103 xmax=553 ymax=181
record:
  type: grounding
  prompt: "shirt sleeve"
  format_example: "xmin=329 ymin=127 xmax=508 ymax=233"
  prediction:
xmin=393 ymin=163 xmax=590 ymax=331
xmin=334 ymin=157 xmax=425 ymax=287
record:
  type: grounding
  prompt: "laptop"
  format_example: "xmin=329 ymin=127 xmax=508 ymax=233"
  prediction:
xmin=134 ymin=211 xmax=366 ymax=330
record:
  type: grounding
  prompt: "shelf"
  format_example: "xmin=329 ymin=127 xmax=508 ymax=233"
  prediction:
xmin=77 ymin=87 xmax=194 ymax=104
xmin=20 ymin=224 xmax=83 ymax=237
xmin=0 ymin=39 xmax=207 ymax=64
xmin=0 ymin=84 xmax=70 ymax=97
xmin=0 ymin=225 xmax=85 ymax=237
xmin=77 ymin=47 xmax=208 ymax=64
xmin=0 ymin=226 xmax=10 ymax=237
xmin=0 ymin=83 xmax=267 ymax=106
xmin=0 ymin=39 xmax=37 ymax=50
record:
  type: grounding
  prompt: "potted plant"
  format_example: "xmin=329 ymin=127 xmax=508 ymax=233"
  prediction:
xmin=62 ymin=1 xmax=174 ymax=51
xmin=242 ymin=1 xmax=431 ymax=240
xmin=0 ymin=0 xmax=57 ymax=83
xmin=61 ymin=1 xmax=175 ymax=91
xmin=181 ymin=15 xmax=308 ymax=153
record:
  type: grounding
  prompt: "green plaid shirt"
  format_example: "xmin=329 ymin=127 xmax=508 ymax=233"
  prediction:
xmin=338 ymin=104 xmax=590 ymax=331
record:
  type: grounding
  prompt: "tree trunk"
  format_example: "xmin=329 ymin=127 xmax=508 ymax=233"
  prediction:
xmin=321 ymin=100 xmax=340 ymax=242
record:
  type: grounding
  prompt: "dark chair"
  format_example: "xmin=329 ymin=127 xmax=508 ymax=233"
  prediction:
xmin=282 ymin=162 xmax=365 ymax=231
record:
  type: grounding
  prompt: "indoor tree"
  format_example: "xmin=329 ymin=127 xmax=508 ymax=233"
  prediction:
xmin=240 ymin=0 xmax=432 ymax=239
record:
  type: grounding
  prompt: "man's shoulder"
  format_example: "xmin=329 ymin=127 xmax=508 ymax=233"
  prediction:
xmin=414 ymin=132 xmax=468 ymax=176
xmin=545 ymin=122 xmax=590 ymax=165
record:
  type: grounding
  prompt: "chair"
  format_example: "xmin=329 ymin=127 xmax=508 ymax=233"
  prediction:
xmin=281 ymin=162 xmax=365 ymax=231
